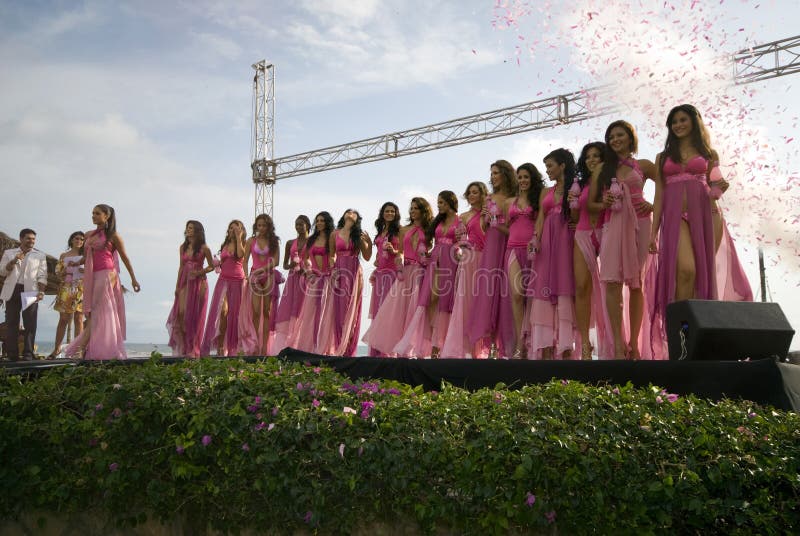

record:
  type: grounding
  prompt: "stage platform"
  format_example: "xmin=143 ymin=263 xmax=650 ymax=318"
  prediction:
xmin=2 ymin=351 xmax=797 ymax=411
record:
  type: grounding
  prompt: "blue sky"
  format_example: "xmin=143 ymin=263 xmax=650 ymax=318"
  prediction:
xmin=1 ymin=0 xmax=798 ymax=350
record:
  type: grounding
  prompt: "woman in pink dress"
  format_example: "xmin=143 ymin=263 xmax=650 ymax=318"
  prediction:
xmin=395 ymin=191 xmax=459 ymax=358
xmin=441 ymin=182 xmax=488 ymax=358
xmin=166 ymin=221 xmax=214 ymax=357
xmin=361 ymin=198 xmax=433 ymax=356
xmin=367 ymin=202 xmax=401 ymax=356
xmin=273 ymin=215 xmax=310 ymax=351
xmin=596 ymin=120 xmax=658 ymax=359
xmin=330 ymin=209 xmax=373 ymax=356
xmin=240 ymin=214 xmax=283 ymax=355
xmin=571 ymin=143 xmax=613 ymax=360
xmin=200 ymin=220 xmax=247 ymax=356
xmin=467 ymin=160 xmax=518 ymax=357
xmin=65 ymin=204 xmax=140 ymax=360
xmin=649 ymin=105 xmax=719 ymax=341
xmin=527 ymin=150 xmax=577 ymax=360
xmin=498 ymin=163 xmax=544 ymax=358
xmin=49 ymin=231 xmax=85 ymax=358
xmin=289 ymin=212 xmax=337 ymax=354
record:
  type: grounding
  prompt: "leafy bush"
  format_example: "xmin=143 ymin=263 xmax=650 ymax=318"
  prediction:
xmin=0 ymin=357 xmax=798 ymax=534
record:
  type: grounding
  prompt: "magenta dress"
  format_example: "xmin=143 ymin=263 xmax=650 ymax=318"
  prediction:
xmin=166 ymin=249 xmax=209 ymax=358
xmin=330 ymin=233 xmax=364 ymax=356
xmin=239 ymin=240 xmax=284 ymax=355
xmin=65 ymin=230 xmax=127 ymax=360
xmin=497 ymin=200 xmax=536 ymax=357
xmin=200 ymin=249 xmax=245 ymax=357
xmin=289 ymin=244 xmax=336 ymax=355
xmin=440 ymin=210 xmax=486 ymax=358
xmin=367 ymin=233 xmax=400 ymax=356
xmin=715 ymin=209 xmax=754 ymax=302
xmin=394 ymin=220 xmax=458 ymax=357
xmin=361 ymin=225 xmax=427 ymax=356
xmin=467 ymin=197 xmax=508 ymax=348
xmin=573 ymin=185 xmax=614 ymax=359
xmin=650 ymin=156 xmax=717 ymax=343
xmin=598 ymin=158 xmax=665 ymax=360
xmin=527 ymin=189 xmax=576 ymax=359
xmin=274 ymin=240 xmax=307 ymax=351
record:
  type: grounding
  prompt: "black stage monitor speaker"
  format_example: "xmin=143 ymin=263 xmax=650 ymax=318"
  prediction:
xmin=665 ymin=300 xmax=795 ymax=361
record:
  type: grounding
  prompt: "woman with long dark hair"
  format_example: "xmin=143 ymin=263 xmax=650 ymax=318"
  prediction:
xmin=595 ymin=120 xmax=660 ymax=359
xmin=49 ymin=231 xmax=85 ymax=358
xmin=367 ymin=202 xmax=401 ymax=356
xmin=289 ymin=212 xmax=337 ymax=354
xmin=329 ymin=209 xmax=372 ymax=356
xmin=572 ymin=143 xmax=613 ymax=360
xmin=201 ymin=219 xmax=247 ymax=356
xmin=527 ymin=149 xmax=578 ymax=360
xmin=467 ymin=160 xmax=517 ymax=357
xmin=498 ymin=163 xmax=544 ymax=358
xmin=166 ymin=221 xmax=214 ymax=357
xmin=65 ymin=204 xmax=140 ymax=359
xmin=274 ymin=215 xmax=311 ymax=351
xmin=441 ymin=181 xmax=488 ymax=358
xmin=362 ymin=197 xmax=433 ymax=356
xmin=240 ymin=213 xmax=283 ymax=355
xmin=395 ymin=191 xmax=459 ymax=358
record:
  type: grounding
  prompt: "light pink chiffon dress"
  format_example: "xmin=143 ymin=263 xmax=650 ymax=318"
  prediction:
xmin=289 ymin=244 xmax=337 ymax=355
xmin=367 ymin=233 xmax=400 ymax=356
xmin=200 ymin=249 xmax=246 ymax=357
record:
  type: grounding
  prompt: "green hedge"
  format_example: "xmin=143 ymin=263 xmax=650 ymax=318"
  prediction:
xmin=1 ymin=357 xmax=798 ymax=534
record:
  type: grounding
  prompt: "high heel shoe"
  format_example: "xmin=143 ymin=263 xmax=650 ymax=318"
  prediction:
xmin=46 ymin=347 xmax=62 ymax=360
xmin=512 ymin=347 xmax=527 ymax=360
xmin=581 ymin=343 xmax=593 ymax=361
xmin=488 ymin=343 xmax=498 ymax=359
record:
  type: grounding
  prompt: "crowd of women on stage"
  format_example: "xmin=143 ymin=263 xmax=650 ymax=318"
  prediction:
xmin=51 ymin=105 xmax=753 ymax=361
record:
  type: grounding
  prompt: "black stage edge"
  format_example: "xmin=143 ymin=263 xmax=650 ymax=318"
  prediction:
xmin=278 ymin=348 xmax=794 ymax=411
xmin=2 ymin=352 xmax=794 ymax=411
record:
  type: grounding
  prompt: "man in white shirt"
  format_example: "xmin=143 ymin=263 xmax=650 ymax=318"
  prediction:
xmin=1 ymin=229 xmax=48 ymax=360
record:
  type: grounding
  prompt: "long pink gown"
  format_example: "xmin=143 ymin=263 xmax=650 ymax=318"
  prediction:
xmin=289 ymin=245 xmax=336 ymax=355
xmin=650 ymin=156 xmax=717 ymax=344
xmin=239 ymin=240 xmax=284 ymax=355
xmin=467 ymin=197 xmax=508 ymax=349
xmin=166 ymin=249 xmax=208 ymax=358
xmin=527 ymin=189 xmax=576 ymax=359
xmin=573 ymin=185 xmax=614 ymax=359
xmin=273 ymin=240 xmax=307 ymax=351
xmin=715 ymin=209 xmax=754 ymax=302
xmin=200 ymin=249 xmax=246 ymax=357
xmin=440 ymin=211 xmax=486 ymax=358
xmin=497 ymin=200 xmax=536 ymax=358
xmin=331 ymin=233 xmax=363 ymax=356
xmin=65 ymin=230 xmax=127 ymax=360
xmin=367 ymin=233 xmax=400 ymax=356
xmin=394 ymin=220 xmax=458 ymax=357
xmin=361 ymin=225 xmax=426 ymax=356
xmin=599 ymin=158 xmax=665 ymax=360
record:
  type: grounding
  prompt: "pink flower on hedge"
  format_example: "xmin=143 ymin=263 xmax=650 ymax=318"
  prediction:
xmin=296 ymin=382 xmax=304 ymax=390
xmin=655 ymin=396 xmax=663 ymax=404
xmin=241 ymin=443 xmax=250 ymax=452
xmin=545 ymin=510 xmax=557 ymax=524
xmin=202 ymin=435 xmax=212 ymax=446
xmin=272 ymin=407 xmax=279 ymax=416
xmin=748 ymin=412 xmax=757 ymax=418
xmin=253 ymin=396 xmax=262 ymax=405
xmin=525 ymin=492 xmax=536 ymax=507
xmin=313 ymin=367 xmax=322 ymax=374
xmin=338 ymin=443 xmax=345 ymax=458
xmin=109 ymin=463 xmax=119 ymax=472
xmin=561 ymin=379 xmax=569 ymax=386
xmin=612 ymin=387 xmax=620 ymax=395
xmin=360 ymin=400 xmax=375 ymax=419
xmin=112 ymin=408 xmax=122 ymax=418
xmin=666 ymin=393 xmax=679 ymax=403
xmin=95 ymin=403 xmax=103 ymax=411
xmin=304 ymin=511 xmax=313 ymax=524
xmin=343 ymin=406 xmax=357 ymax=415
xmin=312 ymin=399 xmax=320 ymax=408
xmin=176 ymin=445 xmax=185 ymax=454
xmin=255 ymin=421 xmax=267 ymax=431
xmin=268 ymin=423 xmax=275 ymax=432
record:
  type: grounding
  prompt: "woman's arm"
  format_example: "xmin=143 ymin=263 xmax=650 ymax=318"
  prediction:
xmin=360 ymin=231 xmax=373 ymax=262
xmin=111 ymin=233 xmax=140 ymax=292
xmin=649 ymin=154 xmax=665 ymax=251
xmin=534 ymin=188 xmax=548 ymax=242
xmin=282 ymin=239 xmax=293 ymax=270
xmin=243 ymin=237 xmax=253 ymax=278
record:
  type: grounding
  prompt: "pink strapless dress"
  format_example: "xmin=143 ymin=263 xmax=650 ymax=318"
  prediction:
xmin=289 ymin=244 xmax=337 ymax=355
xmin=330 ymin=233 xmax=364 ymax=356
xmin=440 ymin=210 xmax=486 ymax=358
xmin=240 ymin=239 xmax=284 ymax=355
xmin=526 ymin=189 xmax=576 ymax=359
xmin=367 ymin=233 xmax=400 ymax=356
xmin=65 ymin=230 xmax=127 ymax=360
xmin=361 ymin=226 xmax=427 ymax=357
xmin=166 ymin=249 xmax=208 ymax=358
xmin=274 ymin=240 xmax=307 ymax=352
xmin=201 ymin=248 xmax=246 ymax=357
